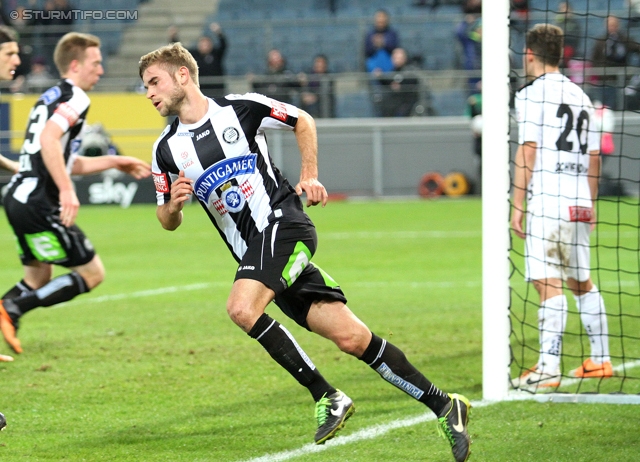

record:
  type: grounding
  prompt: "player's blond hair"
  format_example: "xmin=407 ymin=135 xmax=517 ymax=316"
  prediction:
xmin=138 ymin=43 xmax=200 ymax=87
xmin=54 ymin=32 xmax=101 ymax=75
xmin=526 ymin=23 xmax=564 ymax=67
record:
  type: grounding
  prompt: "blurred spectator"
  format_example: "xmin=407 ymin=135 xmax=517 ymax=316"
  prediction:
xmin=591 ymin=15 xmax=640 ymax=108
xmin=456 ymin=4 xmax=482 ymax=93
xmin=466 ymin=80 xmax=482 ymax=158
xmin=510 ymin=0 xmax=529 ymax=26
xmin=466 ymin=80 xmax=482 ymax=192
xmin=555 ymin=2 xmax=582 ymax=62
xmin=463 ymin=0 xmax=482 ymax=14
xmin=167 ymin=25 xmax=180 ymax=43
xmin=0 ymin=0 xmax=13 ymax=26
xmin=591 ymin=16 xmax=640 ymax=67
xmin=189 ymin=23 xmax=227 ymax=98
xmin=11 ymin=55 xmax=55 ymax=93
xmin=250 ymin=49 xmax=300 ymax=105
xmin=10 ymin=6 xmax=35 ymax=49
xmin=412 ymin=0 xmax=441 ymax=11
xmin=377 ymin=48 xmax=421 ymax=117
xmin=510 ymin=0 xmax=528 ymax=56
xmin=24 ymin=56 xmax=55 ymax=93
xmin=299 ymin=54 xmax=335 ymax=118
xmin=629 ymin=0 xmax=640 ymax=22
xmin=364 ymin=9 xmax=399 ymax=73
xmin=33 ymin=0 xmax=74 ymax=67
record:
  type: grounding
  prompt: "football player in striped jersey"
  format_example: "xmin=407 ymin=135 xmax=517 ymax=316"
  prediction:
xmin=139 ymin=43 xmax=471 ymax=461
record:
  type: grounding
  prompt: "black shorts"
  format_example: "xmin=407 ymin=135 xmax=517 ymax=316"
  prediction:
xmin=235 ymin=221 xmax=347 ymax=329
xmin=3 ymin=195 xmax=96 ymax=267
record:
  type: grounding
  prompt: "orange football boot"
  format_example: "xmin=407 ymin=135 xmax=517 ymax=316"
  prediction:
xmin=570 ymin=358 xmax=613 ymax=378
xmin=0 ymin=301 xmax=22 ymax=354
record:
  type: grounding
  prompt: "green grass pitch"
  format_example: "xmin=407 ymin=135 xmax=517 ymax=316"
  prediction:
xmin=0 ymin=198 xmax=638 ymax=461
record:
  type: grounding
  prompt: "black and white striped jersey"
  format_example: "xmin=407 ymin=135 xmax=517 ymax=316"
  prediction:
xmin=6 ymin=79 xmax=90 ymax=207
xmin=151 ymin=93 xmax=313 ymax=262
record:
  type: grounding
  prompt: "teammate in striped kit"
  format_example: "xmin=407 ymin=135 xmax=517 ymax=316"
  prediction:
xmin=0 ymin=33 xmax=151 ymax=355
xmin=511 ymin=24 xmax=612 ymax=391
xmin=140 ymin=43 xmax=471 ymax=461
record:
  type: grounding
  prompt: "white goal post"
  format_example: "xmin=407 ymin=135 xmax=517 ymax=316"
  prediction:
xmin=481 ymin=0 xmax=512 ymax=402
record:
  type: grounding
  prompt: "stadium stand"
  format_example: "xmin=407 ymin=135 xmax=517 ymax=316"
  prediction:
xmin=3 ymin=0 xmax=632 ymax=116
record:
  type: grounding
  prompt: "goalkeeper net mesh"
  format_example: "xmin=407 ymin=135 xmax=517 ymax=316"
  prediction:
xmin=509 ymin=0 xmax=640 ymax=394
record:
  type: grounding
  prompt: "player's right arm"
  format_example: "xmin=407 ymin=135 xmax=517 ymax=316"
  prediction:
xmin=40 ymin=119 xmax=79 ymax=227
xmin=157 ymin=170 xmax=193 ymax=231
xmin=511 ymin=141 xmax=536 ymax=239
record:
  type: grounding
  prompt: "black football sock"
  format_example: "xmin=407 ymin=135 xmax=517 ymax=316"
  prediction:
xmin=1 ymin=280 xmax=35 ymax=323
xmin=3 ymin=272 xmax=89 ymax=318
xmin=248 ymin=313 xmax=336 ymax=402
xmin=359 ymin=332 xmax=450 ymax=415
xmin=2 ymin=279 xmax=34 ymax=300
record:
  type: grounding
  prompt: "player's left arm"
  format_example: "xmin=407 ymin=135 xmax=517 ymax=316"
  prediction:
xmin=71 ymin=155 xmax=151 ymax=179
xmin=293 ymin=109 xmax=327 ymax=207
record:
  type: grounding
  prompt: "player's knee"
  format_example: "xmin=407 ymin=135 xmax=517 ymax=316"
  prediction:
xmin=226 ymin=299 xmax=259 ymax=332
xmin=76 ymin=258 xmax=105 ymax=290
xmin=333 ymin=328 xmax=369 ymax=357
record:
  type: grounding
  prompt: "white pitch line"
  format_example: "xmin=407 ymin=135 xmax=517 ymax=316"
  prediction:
xmin=242 ymin=399 xmax=492 ymax=462
xmin=58 ymin=280 xmax=482 ymax=308
xmin=245 ymin=359 xmax=640 ymax=462
xmin=56 ymin=281 xmax=228 ymax=308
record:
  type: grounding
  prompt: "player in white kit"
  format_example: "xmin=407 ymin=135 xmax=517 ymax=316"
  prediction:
xmin=511 ymin=24 xmax=612 ymax=390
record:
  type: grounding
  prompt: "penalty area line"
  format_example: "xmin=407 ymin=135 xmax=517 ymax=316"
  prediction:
xmin=243 ymin=399 xmax=493 ymax=462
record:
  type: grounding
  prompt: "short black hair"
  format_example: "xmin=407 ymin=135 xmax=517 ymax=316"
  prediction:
xmin=0 ymin=26 xmax=18 ymax=45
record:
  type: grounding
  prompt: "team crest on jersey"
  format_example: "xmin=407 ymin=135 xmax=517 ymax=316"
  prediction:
xmin=212 ymin=180 xmax=254 ymax=215
xmin=221 ymin=185 xmax=245 ymax=213
xmin=222 ymin=127 xmax=240 ymax=144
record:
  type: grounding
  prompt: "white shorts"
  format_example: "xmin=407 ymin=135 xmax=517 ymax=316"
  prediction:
xmin=525 ymin=206 xmax=592 ymax=282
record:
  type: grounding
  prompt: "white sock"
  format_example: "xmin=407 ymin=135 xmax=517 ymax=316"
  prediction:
xmin=538 ymin=294 xmax=567 ymax=374
xmin=575 ymin=285 xmax=610 ymax=364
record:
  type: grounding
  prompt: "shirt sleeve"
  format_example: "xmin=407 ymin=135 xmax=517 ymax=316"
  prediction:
xmin=225 ymin=92 xmax=299 ymax=131
xmin=516 ymin=87 xmax=542 ymax=145
xmin=50 ymin=86 xmax=90 ymax=133
xmin=151 ymin=126 xmax=174 ymax=206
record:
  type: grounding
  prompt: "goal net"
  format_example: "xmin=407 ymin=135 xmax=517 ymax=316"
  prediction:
xmin=483 ymin=0 xmax=640 ymax=403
